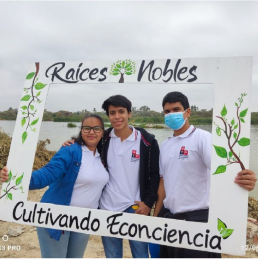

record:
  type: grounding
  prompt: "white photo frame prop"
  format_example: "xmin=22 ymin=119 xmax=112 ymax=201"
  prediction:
xmin=0 ymin=57 xmax=253 ymax=255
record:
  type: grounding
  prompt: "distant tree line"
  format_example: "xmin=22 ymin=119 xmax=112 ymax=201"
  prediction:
xmin=1 ymin=106 xmax=258 ymax=125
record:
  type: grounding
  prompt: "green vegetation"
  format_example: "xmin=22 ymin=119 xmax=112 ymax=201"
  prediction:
xmin=67 ymin=122 xmax=77 ymax=128
xmin=1 ymin=107 xmax=258 ymax=125
xmin=0 ymin=129 xmax=55 ymax=171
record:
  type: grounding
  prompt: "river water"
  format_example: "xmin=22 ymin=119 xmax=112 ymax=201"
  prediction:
xmin=0 ymin=121 xmax=258 ymax=198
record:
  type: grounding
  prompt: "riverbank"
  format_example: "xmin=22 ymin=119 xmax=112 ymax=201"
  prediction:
xmin=1 ymin=109 xmax=258 ymax=125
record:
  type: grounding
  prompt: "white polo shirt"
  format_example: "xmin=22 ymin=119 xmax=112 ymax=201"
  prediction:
xmin=70 ymin=145 xmax=109 ymax=209
xmin=160 ymin=125 xmax=211 ymax=214
xmin=100 ymin=126 xmax=141 ymax=212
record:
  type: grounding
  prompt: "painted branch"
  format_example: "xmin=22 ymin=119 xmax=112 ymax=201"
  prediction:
xmin=232 ymin=106 xmax=241 ymax=148
xmin=228 ymin=143 xmax=245 ymax=170
xmin=217 ymin=115 xmax=245 ymax=170
xmin=0 ymin=186 xmax=17 ymax=200
xmin=25 ymin=63 xmax=40 ymax=131
xmin=227 ymin=118 xmax=245 ymax=170
xmin=216 ymin=116 xmax=229 ymax=138
xmin=226 ymin=161 xmax=240 ymax=166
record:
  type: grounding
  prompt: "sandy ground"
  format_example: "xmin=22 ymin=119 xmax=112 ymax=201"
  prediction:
xmin=0 ymin=221 xmax=132 ymax=258
xmin=0 ymin=186 xmax=257 ymax=258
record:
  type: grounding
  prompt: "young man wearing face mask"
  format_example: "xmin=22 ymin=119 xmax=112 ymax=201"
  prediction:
xmin=154 ymin=91 xmax=257 ymax=258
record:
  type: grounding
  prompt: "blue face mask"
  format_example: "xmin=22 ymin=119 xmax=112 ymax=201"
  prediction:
xmin=165 ymin=110 xmax=187 ymax=130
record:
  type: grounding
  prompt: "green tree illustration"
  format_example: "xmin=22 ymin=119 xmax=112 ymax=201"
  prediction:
xmin=109 ymin=60 xmax=136 ymax=83
xmin=21 ymin=63 xmax=47 ymax=144
xmin=0 ymin=170 xmax=24 ymax=201
xmin=213 ymin=93 xmax=249 ymax=174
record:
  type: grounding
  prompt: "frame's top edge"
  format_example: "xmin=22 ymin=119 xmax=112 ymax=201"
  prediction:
xmin=29 ymin=56 xmax=253 ymax=64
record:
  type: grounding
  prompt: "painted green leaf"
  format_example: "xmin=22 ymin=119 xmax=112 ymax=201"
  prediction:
xmin=31 ymin=118 xmax=39 ymax=126
xmin=30 ymin=105 xmax=34 ymax=110
xmin=15 ymin=173 xmax=24 ymax=186
xmin=125 ymin=72 xmax=132 ymax=75
xmin=112 ymin=72 xmax=119 ymax=76
xmin=213 ymin=145 xmax=227 ymax=158
xmin=235 ymin=102 xmax=238 ymax=107
xmin=216 ymin=127 xmax=221 ymax=136
xmin=221 ymin=229 xmax=234 ymax=239
xmin=35 ymin=82 xmax=47 ymax=90
xmin=21 ymin=106 xmax=27 ymax=110
xmin=233 ymin=132 xmax=237 ymax=139
xmin=26 ymin=72 xmax=35 ymax=80
xmin=116 ymin=64 xmax=121 ymax=69
xmin=218 ymin=218 xmax=227 ymax=232
xmin=231 ymin=118 xmax=235 ymax=126
xmin=6 ymin=170 xmax=12 ymax=183
xmin=214 ymin=165 xmax=227 ymax=175
xmin=36 ymin=91 xmax=41 ymax=97
xmin=240 ymin=108 xmax=248 ymax=118
xmin=126 ymin=67 xmax=132 ymax=71
xmin=221 ymin=105 xmax=227 ymax=117
xmin=113 ymin=68 xmax=120 ymax=72
xmin=21 ymin=118 xmax=26 ymax=127
xmin=125 ymin=63 xmax=131 ymax=68
xmin=22 ymin=131 xmax=27 ymax=144
xmin=122 ymin=61 xmax=125 ymax=67
xmin=21 ymin=95 xmax=31 ymax=101
xmin=238 ymin=138 xmax=250 ymax=146
xmin=7 ymin=193 xmax=12 ymax=200
xmin=234 ymin=124 xmax=238 ymax=130
xmin=240 ymin=118 xmax=245 ymax=123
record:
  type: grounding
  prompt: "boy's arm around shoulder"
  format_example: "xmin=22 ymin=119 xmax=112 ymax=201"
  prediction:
xmin=29 ymin=145 xmax=76 ymax=190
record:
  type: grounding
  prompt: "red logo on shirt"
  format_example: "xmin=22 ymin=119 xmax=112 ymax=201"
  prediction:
xmin=131 ymin=150 xmax=140 ymax=162
xmin=179 ymin=146 xmax=188 ymax=159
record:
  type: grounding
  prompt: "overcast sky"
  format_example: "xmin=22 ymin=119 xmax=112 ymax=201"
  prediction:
xmin=0 ymin=1 xmax=258 ymax=113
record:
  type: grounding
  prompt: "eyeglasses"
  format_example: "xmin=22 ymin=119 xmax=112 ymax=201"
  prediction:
xmin=81 ymin=126 xmax=103 ymax=133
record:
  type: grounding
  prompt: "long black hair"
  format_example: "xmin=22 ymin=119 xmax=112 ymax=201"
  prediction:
xmin=73 ymin=114 xmax=105 ymax=148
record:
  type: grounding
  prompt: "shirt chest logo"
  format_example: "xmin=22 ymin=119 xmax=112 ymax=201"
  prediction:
xmin=179 ymin=146 xmax=189 ymax=160
xmin=131 ymin=150 xmax=140 ymax=162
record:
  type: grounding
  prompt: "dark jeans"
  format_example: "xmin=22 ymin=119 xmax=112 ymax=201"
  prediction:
xmin=102 ymin=206 xmax=149 ymax=258
xmin=158 ymin=207 xmax=221 ymax=258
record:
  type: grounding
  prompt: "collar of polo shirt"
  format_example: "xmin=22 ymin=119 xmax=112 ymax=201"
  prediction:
xmin=110 ymin=125 xmax=138 ymax=141
xmin=172 ymin=125 xmax=195 ymax=139
xmin=82 ymin=145 xmax=100 ymax=157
